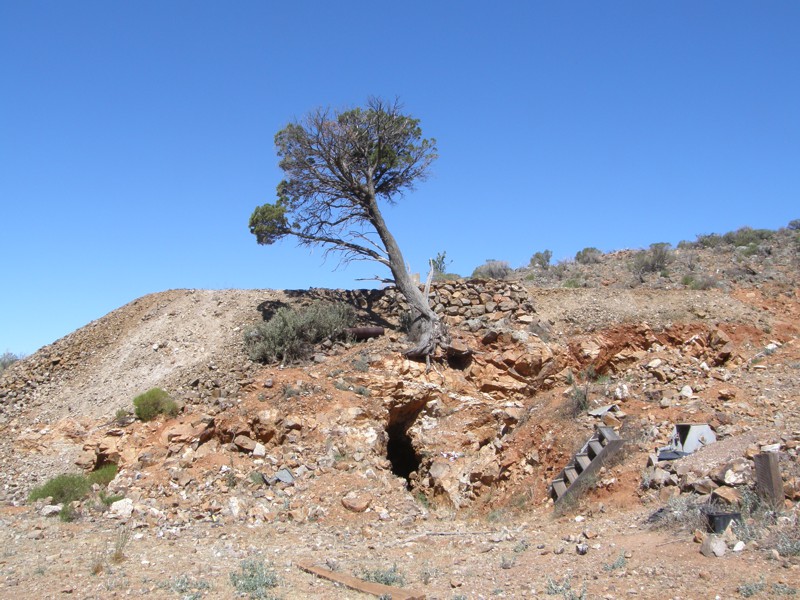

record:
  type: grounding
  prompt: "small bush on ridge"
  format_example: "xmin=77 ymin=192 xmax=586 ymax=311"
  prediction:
xmin=0 ymin=351 xmax=23 ymax=374
xmin=471 ymin=260 xmax=512 ymax=280
xmin=575 ymin=247 xmax=602 ymax=264
xmin=631 ymin=243 xmax=672 ymax=280
xmin=530 ymin=249 xmax=552 ymax=270
xmin=133 ymin=388 xmax=178 ymax=421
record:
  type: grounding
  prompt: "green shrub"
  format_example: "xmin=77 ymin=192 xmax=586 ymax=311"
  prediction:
xmin=647 ymin=494 xmax=705 ymax=531
xmin=87 ymin=464 xmax=118 ymax=486
xmin=738 ymin=578 xmax=766 ymax=598
xmin=59 ymin=503 xmax=79 ymax=522
xmin=230 ymin=559 xmax=279 ymax=599
xmin=530 ymin=249 xmax=552 ymax=270
xmin=722 ymin=226 xmax=773 ymax=247
xmin=432 ymin=272 xmax=460 ymax=281
xmin=631 ymin=243 xmax=672 ymax=279
xmin=575 ymin=247 xmax=602 ymax=264
xmin=99 ymin=491 xmax=124 ymax=506
xmin=471 ymin=259 xmax=512 ymax=279
xmin=360 ymin=563 xmax=405 ymax=587
xmin=133 ymin=388 xmax=178 ymax=421
xmin=789 ymin=219 xmax=800 ymax=231
xmin=738 ymin=242 xmax=760 ymax=257
xmin=695 ymin=233 xmax=723 ymax=248
xmin=681 ymin=274 xmax=717 ymax=290
xmin=29 ymin=473 xmax=91 ymax=504
xmin=245 ymin=301 xmax=355 ymax=363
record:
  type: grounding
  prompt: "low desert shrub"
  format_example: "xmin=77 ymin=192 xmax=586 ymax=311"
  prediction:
xmin=545 ymin=575 xmax=587 ymax=599
xmin=87 ymin=464 xmax=118 ymax=486
xmin=631 ymin=243 xmax=672 ymax=280
xmin=0 ymin=351 xmax=22 ymax=374
xmin=562 ymin=277 xmax=584 ymax=289
xmin=28 ymin=473 xmax=91 ymax=504
xmin=788 ymin=219 xmax=800 ymax=231
xmin=575 ymin=247 xmax=602 ymax=264
xmin=471 ymin=260 xmax=512 ymax=280
xmin=360 ymin=563 xmax=405 ymax=587
xmin=681 ymin=274 xmax=717 ymax=290
xmin=133 ymin=388 xmax=178 ymax=421
xmin=646 ymin=494 xmax=705 ymax=531
xmin=722 ymin=226 xmax=773 ymax=247
xmin=245 ymin=301 xmax=355 ymax=363
xmin=738 ymin=578 xmax=766 ymax=598
xmin=230 ymin=559 xmax=279 ymax=599
xmin=695 ymin=233 xmax=723 ymax=249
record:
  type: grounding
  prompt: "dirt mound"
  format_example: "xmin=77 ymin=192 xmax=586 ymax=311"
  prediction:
xmin=1 ymin=273 xmax=799 ymax=598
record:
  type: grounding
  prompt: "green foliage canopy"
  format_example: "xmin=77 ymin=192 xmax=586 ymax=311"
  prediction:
xmin=249 ymin=98 xmax=438 ymax=270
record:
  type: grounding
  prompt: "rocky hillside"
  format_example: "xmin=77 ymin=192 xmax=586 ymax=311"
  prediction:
xmin=0 ymin=230 xmax=799 ymax=599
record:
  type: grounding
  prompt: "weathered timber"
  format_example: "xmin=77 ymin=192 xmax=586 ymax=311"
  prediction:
xmin=297 ymin=561 xmax=426 ymax=600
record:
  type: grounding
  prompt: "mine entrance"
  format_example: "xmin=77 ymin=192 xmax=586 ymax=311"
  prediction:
xmin=386 ymin=421 xmax=421 ymax=485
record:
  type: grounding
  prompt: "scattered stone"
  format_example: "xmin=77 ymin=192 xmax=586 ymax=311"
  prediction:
xmin=233 ymin=435 xmax=257 ymax=452
xmin=700 ymin=535 xmax=727 ymax=557
xmin=274 ymin=468 xmax=295 ymax=484
xmin=342 ymin=491 xmax=371 ymax=513
xmin=40 ymin=504 xmax=62 ymax=517
xmin=252 ymin=443 xmax=266 ymax=458
xmin=711 ymin=486 xmax=741 ymax=506
xmin=576 ymin=543 xmax=589 ymax=555
xmin=109 ymin=498 xmax=134 ymax=519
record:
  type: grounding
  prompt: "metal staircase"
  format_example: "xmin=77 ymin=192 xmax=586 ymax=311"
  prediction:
xmin=549 ymin=426 xmax=624 ymax=505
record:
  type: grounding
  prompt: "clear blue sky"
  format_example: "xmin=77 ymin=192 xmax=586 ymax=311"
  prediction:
xmin=1 ymin=2 xmax=798 ymax=355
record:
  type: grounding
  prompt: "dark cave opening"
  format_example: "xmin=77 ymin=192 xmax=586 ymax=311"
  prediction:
xmin=386 ymin=422 xmax=421 ymax=486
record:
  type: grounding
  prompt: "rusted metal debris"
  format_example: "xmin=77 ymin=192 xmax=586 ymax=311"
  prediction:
xmin=344 ymin=326 xmax=385 ymax=340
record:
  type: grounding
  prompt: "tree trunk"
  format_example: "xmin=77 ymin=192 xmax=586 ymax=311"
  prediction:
xmin=367 ymin=196 xmax=448 ymax=359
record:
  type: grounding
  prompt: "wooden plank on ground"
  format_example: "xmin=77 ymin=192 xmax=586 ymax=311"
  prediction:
xmin=297 ymin=561 xmax=426 ymax=600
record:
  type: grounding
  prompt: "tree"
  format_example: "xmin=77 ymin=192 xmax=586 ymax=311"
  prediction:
xmin=249 ymin=97 xmax=447 ymax=359
xmin=530 ymin=249 xmax=552 ymax=270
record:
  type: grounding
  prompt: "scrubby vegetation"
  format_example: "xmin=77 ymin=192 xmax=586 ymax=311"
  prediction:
xmin=630 ymin=242 xmax=673 ymax=280
xmin=360 ymin=563 xmax=406 ymax=587
xmin=430 ymin=250 xmax=460 ymax=281
xmin=133 ymin=388 xmax=178 ymax=421
xmin=229 ymin=559 xmax=280 ymax=599
xmin=472 ymin=259 xmax=512 ymax=279
xmin=245 ymin=301 xmax=355 ymax=364
xmin=87 ymin=464 xmax=119 ymax=486
xmin=0 ymin=351 xmax=22 ymax=374
xmin=575 ymin=247 xmax=602 ymax=264
xmin=28 ymin=473 xmax=91 ymax=505
xmin=28 ymin=465 xmax=121 ymax=522
xmin=690 ymin=225 xmax=776 ymax=250
xmin=530 ymin=249 xmax=552 ymax=270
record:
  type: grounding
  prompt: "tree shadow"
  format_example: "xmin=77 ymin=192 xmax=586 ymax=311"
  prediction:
xmin=256 ymin=299 xmax=290 ymax=322
xmin=280 ymin=288 xmax=395 ymax=329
